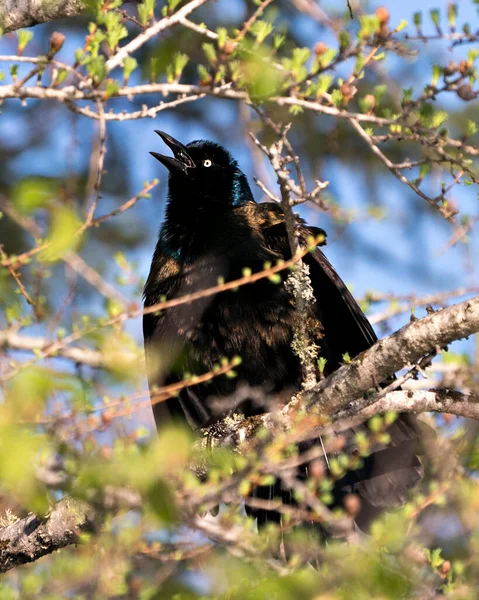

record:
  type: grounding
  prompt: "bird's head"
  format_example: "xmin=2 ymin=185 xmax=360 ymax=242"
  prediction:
xmin=150 ymin=131 xmax=253 ymax=207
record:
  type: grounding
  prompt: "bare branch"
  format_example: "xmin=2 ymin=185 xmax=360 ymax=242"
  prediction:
xmin=0 ymin=329 xmax=105 ymax=368
xmin=304 ymin=295 xmax=479 ymax=415
xmin=351 ymin=389 xmax=479 ymax=422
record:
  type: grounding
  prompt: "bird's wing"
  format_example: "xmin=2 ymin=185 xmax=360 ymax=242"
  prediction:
xmin=304 ymin=246 xmax=377 ymax=366
xmin=253 ymin=201 xmax=374 ymax=369
xmin=255 ymin=203 xmax=428 ymax=528
xmin=143 ymin=250 xmax=230 ymax=430
xmin=143 ymin=253 xmax=187 ymax=426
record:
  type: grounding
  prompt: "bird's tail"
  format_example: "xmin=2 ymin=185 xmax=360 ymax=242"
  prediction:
xmin=245 ymin=413 xmax=432 ymax=543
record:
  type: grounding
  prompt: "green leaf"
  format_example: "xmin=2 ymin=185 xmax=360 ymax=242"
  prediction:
xmin=202 ymin=42 xmax=217 ymax=65
xmin=368 ymin=415 xmax=383 ymax=433
xmin=432 ymin=109 xmax=448 ymax=128
xmin=105 ymin=78 xmax=120 ymax=98
xmin=138 ymin=0 xmax=155 ymax=26
xmin=12 ymin=177 xmax=59 ymax=214
xmin=238 ymin=46 xmax=282 ymax=102
xmin=167 ymin=0 xmax=182 ymax=11
xmin=373 ymin=83 xmax=388 ymax=103
xmin=173 ymin=51 xmax=189 ymax=78
xmin=216 ymin=27 xmax=228 ymax=49
xmin=54 ymin=68 xmax=69 ymax=86
xmin=317 ymin=74 xmax=333 ymax=95
xmin=430 ymin=8 xmax=440 ymax=28
xmin=339 ymin=30 xmax=350 ymax=51
xmin=273 ymin=34 xmax=285 ymax=50
xmin=100 ymin=11 xmax=128 ymax=51
xmin=282 ymin=47 xmax=310 ymax=82
xmin=17 ymin=30 xmax=33 ymax=54
xmin=197 ymin=63 xmax=210 ymax=84
xmin=39 ymin=207 xmax=82 ymax=262
xmin=419 ymin=162 xmax=432 ymax=179
xmin=289 ymin=104 xmax=303 ymax=115
xmin=448 ymin=3 xmax=457 ymax=28
xmin=250 ymin=20 xmax=274 ymax=44
xmin=331 ymin=88 xmax=344 ymax=107
xmin=431 ymin=64 xmax=442 ymax=86
xmin=123 ymin=55 xmax=137 ymax=83
xmin=358 ymin=14 xmax=380 ymax=38
xmin=86 ymin=55 xmax=107 ymax=83
xmin=467 ymin=119 xmax=477 ymax=136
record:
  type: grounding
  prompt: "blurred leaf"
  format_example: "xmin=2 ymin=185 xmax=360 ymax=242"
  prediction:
xmin=39 ymin=207 xmax=82 ymax=262
xmin=12 ymin=176 xmax=59 ymax=214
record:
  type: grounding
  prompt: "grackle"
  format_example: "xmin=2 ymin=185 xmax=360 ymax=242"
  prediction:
xmin=143 ymin=131 xmax=426 ymax=534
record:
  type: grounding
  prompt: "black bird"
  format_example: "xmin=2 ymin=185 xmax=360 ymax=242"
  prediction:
xmin=143 ymin=131 xmax=425 ymax=533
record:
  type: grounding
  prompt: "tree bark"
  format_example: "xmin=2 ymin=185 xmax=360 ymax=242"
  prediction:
xmin=0 ymin=0 xmax=84 ymax=34
xmin=304 ymin=295 xmax=479 ymax=415
xmin=0 ymin=497 xmax=94 ymax=573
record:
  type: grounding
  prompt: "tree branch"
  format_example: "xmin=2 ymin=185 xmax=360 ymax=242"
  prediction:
xmin=350 ymin=389 xmax=479 ymax=422
xmin=0 ymin=0 xmax=84 ymax=34
xmin=0 ymin=497 xmax=94 ymax=573
xmin=304 ymin=295 xmax=479 ymax=415
xmin=0 ymin=330 xmax=105 ymax=367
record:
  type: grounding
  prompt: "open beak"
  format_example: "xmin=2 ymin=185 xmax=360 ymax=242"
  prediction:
xmin=150 ymin=131 xmax=196 ymax=173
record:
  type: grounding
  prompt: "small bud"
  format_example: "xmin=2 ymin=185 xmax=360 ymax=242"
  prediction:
xmin=309 ymin=459 xmax=325 ymax=480
xmin=440 ymin=560 xmax=451 ymax=577
xmin=363 ymin=93 xmax=376 ymax=113
xmin=314 ymin=42 xmax=328 ymax=56
xmin=459 ymin=59 xmax=472 ymax=75
xmin=376 ymin=6 xmax=390 ymax=25
xmin=340 ymin=82 xmax=358 ymax=104
xmin=443 ymin=61 xmax=457 ymax=76
xmin=48 ymin=32 xmax=65 ymax=58
xmin=101 ymin=410 xmax=114 ymax=426
xmin=223 ymin=40 xmax=237 ymax=55
xmin=343 ymin=493 xmax=361 ymax=517
xmin=457 ymin=84 xmax=477 ymax=101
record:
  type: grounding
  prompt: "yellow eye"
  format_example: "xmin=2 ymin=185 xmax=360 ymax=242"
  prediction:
xmin=203 ymin=159 xmax=213 ymax=167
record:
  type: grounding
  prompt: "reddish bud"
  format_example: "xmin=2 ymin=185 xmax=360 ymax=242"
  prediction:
xmin=343 ymin=493 xmax=361 ymax=517
xmin=376 ymin=7 xmax=390 ymax=25
xmin=314 ymin=42 xmax=328 ymax=56
xmin=457 ymin=84 xmax=477 ymax=101
xmin=309 ymin=459 xmax=325 ymax=480
xmin=459 ymin=59 xmax=472 ymax=75
xmin=443 ymin=61 xmax=458 ymax=76
xmin=440 ymin=560 xmax=451 ymax=577
xmin=363 ymin=94 xmax=376 ymax=112
xmin=49 ymin=32 xmax=65 ymax=58
xmin=340 ymin=82 xmax=358 ymax=104
xmin=223 ymin=40 xmax=237 ymax=55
